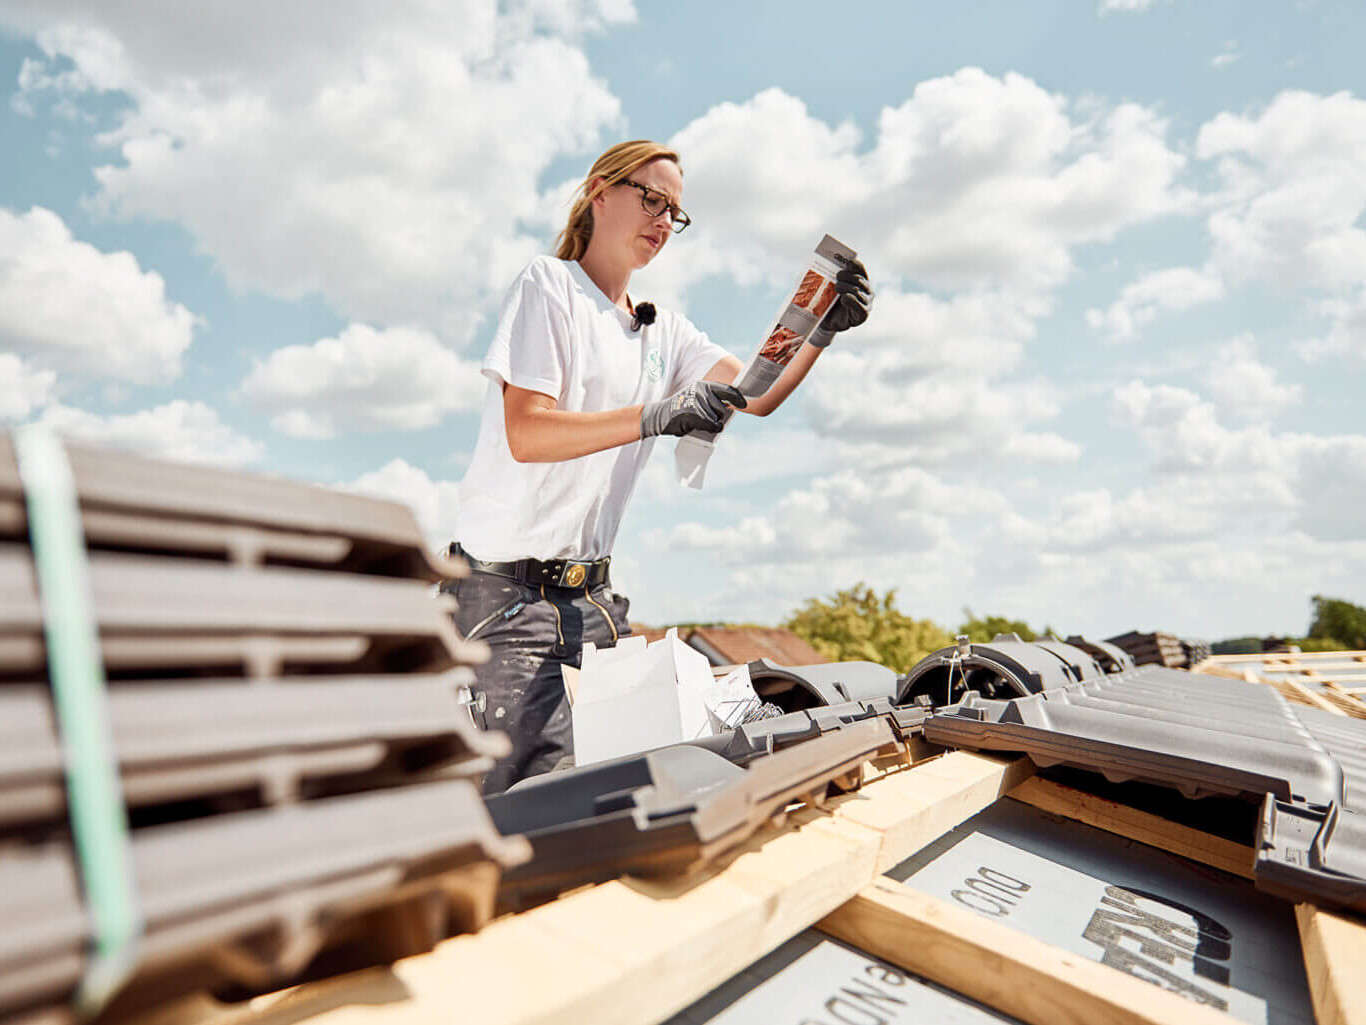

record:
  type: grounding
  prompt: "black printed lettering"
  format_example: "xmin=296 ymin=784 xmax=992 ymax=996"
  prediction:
xmin=1085 ymin=907 xmax=1194 ymax=964
xmin=979 ymin=867 xmax=1031 ymax=893
xmin=840 ymin=977 xmax=908 ymax=1015
xmin=863 ymin=964 xmax=907 ymax=987
xmin=951 ymin=888 xmax=1010 ymax=916
xmin=1093 ymin=942 xmax=1229 ymax=1011
xmin=965 ymin=876 xmax=1024 ymax=906
xmin=824 ymin=996 xmax=889 ymax=1025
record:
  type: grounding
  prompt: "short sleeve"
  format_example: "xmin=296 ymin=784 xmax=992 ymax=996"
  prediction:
xmin=665 ymin=315 xmax=733 ymax=393
xmin=483 ymin=262 xmax=573 ymax=400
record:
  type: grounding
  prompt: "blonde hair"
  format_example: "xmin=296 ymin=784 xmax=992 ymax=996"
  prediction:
xmin=555 ymin=140 xmax=681 ymax=262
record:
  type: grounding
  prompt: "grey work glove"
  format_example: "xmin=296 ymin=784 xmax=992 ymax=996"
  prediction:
xmin=809 ymin=258 xmax=873 ymax=349
xmin=640 ymin=381 xmax=748 ymax=438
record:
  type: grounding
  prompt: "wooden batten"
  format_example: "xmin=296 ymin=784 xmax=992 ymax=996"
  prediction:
xmin=1297 ymin=903 xmax=1366 ymax=1025
xmin=1007 ymin=776 xmax=1257 ymax=880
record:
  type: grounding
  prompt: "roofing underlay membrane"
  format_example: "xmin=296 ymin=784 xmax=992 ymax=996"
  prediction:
xmin=923 ymin=665 xmax=1366 ymax=914
xmin=0 ymin=431 xmax=526 ymax=1023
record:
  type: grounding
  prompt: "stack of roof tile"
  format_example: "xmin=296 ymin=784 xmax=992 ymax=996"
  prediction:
xmin=1104 ymin=629 xmax=1188 ymax=668
xmin=1180 ymin=637 xmax=1212 ymax=666
xmin=0 ymin=437 xmax=529 ymax=1023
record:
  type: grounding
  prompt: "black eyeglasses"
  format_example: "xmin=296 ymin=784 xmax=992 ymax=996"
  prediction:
xmin=619 ymin=179 xmax=691 ymax=233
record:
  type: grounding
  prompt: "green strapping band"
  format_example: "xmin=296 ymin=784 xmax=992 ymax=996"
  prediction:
xmin=16 ymin=426 xmax=142 ymax=1017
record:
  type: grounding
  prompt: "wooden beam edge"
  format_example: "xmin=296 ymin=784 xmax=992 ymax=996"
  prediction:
xmin=1296 ymin=903 xmax=1366 ymax=1025
xmin=1007 ymin=776 xmax=1256 ymax=880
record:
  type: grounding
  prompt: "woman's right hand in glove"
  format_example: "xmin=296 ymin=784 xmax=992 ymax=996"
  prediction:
xmin=640 ymin=381 xmax=748 ymax=438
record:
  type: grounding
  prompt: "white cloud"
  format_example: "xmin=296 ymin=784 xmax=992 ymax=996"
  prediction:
xmin=838 ymin=287 xmax=1045 ymax=370
xmin=1198 ymin=90 xmax=1366 ymax=293
xmin=1086 ymin=266 xmax=1224 ymax=341
xmin=35 ymin=399 xmax=264 ymax=466
xmin=1004 ymin=432 xmax=1082 ymax=464
xmin=239 ymin=324 xmax=485 ymax=439
xmin=650 ymin=465 xmax=1007 ymax=563
xmin=1109 ymin=379 xmax=1282 ymax=474
xmin=644 ymin=73 xmax=1190 ymax=467
xmin=1098 ymin=0 xmax=1157 ymax=12
xmin=780 ymin=287 xmax=1054 ymax=462
xmin=1206 ymin=335 xmax=1301 ymax=417
xmin=0 ymin=206 xmax=198 ymax=383
xmin=1 ymin=2 xmax=633 ymax=340
xmin=344 ymin=458 xmax=462 ymax=553
xmin=1109 ymin=377 xmax=1366 ymax=542
xmin=802 ymin=349 xmax=1064 ymax=463
xmin=1295 ymin=289 xmax=1366 ymax=362
xmin=0 ymin=355 xmax=57 ymax=421
xmin=668 ymin=73 xmax=1190 ymax=296
xmin=1294 ymin=436 xmax=1366 ymax=541
xmin=644 ymin=516 xmax=777 ymax=559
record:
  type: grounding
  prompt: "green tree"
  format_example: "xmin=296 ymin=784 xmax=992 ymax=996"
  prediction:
xmin=1211 ymin=636 xmax=1263 ymax=656
xmin=1307 ymin=595 xmax=1366 ymax=649
xmin=957 ymin=609 xmax=1039 ymax=644
xmin=783 ymin=583 xmax=952 ymax=672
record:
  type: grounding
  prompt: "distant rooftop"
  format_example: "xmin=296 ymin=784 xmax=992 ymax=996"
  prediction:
xmin=629 ymin=624 xmax=828 ymax=668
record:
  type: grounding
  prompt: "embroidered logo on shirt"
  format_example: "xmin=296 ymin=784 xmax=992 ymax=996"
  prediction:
xmin=646 ymin=349 xmax=664 ymax=382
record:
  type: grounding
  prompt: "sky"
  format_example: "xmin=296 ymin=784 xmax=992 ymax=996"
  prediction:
xmin=1 ymin=0 xmax=1364 ymax=642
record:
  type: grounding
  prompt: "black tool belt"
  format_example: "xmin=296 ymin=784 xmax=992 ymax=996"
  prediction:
xmin=448 ymin=543 xmax=610 ymax=590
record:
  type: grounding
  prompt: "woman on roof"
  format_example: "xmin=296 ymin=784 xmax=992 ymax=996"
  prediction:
xmin=448 ymin=139 xmax=872 ymax=793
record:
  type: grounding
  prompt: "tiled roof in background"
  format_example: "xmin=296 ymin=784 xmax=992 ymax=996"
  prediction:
xmin=622 ymin=626 xmax=829 ymax=667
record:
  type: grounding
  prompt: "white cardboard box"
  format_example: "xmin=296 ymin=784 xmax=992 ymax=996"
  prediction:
xmin=567 ymin=628 xmax=715 ymax=766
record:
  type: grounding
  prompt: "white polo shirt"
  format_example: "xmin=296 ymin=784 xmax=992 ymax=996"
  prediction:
xmin=454 ymin=257 xmax=730 ymax=561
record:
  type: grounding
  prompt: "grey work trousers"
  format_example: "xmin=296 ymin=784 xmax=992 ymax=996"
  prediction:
xmin=445 ymin=569 xmax=631 ymax=795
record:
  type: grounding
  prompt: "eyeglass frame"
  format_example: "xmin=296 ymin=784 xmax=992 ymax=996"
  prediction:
xmin=618 ymin=178 xmax=691 ymax=233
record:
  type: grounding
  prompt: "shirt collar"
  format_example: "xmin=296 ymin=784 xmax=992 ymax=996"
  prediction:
xmin=564 ymin=259 xmax=635 ymax=324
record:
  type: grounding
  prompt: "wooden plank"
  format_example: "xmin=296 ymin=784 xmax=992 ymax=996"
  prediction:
xmin=1193 ymin=664 xmax=1260 ymax=683
xmin=141 ymin=751 xmax=1029 ymax=1025
xmin=818 ymin=750 xmax=1035 ymax=873
xmin=818 ymin=876 xmax=1239 ymax=1025
xmin=1007 ymin=776 xmax=1256 ymax=880
xmin=1296 ymin=903 xmax=1366 ymax=1025
xmin=1203 ymin=653 xmax=1366 ymax=669
xmin=1320 ymin=682 xmax=1366 ymax=717
xmin=1276 ymin=680 xmax=1347 ymax=715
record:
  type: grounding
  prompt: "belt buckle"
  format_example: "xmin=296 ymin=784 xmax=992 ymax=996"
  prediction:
xmin=559 ymin=561 xmax=589 ymax=588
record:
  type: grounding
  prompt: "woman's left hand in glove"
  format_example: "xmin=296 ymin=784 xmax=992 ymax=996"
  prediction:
xmin=808 ymin=258 xmax=873 ymax=348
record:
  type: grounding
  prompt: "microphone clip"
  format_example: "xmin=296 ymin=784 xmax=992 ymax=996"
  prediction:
xmin=630 ymin=301 xmax=656 ymax=332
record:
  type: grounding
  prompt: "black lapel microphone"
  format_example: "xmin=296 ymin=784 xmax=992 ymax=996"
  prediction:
xmin=630 ymin=301 xmax=656 ymax=332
